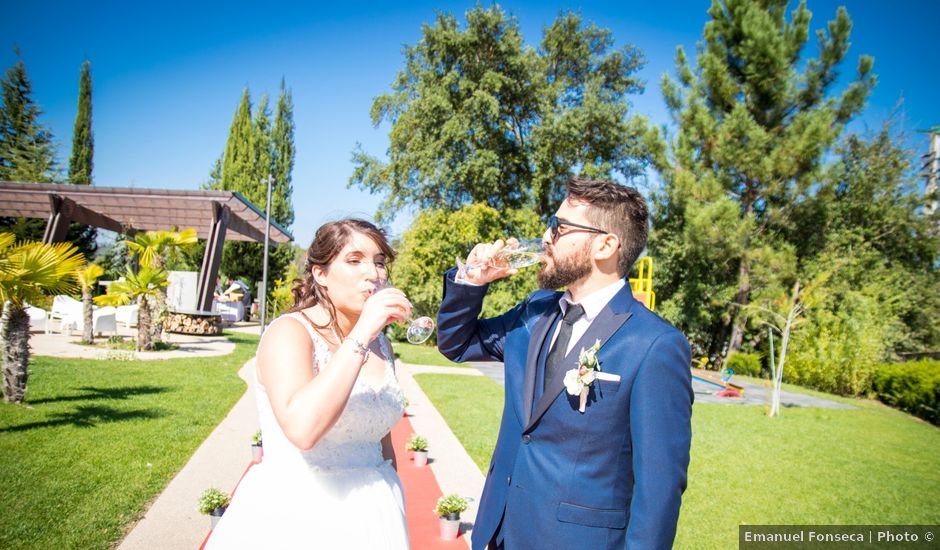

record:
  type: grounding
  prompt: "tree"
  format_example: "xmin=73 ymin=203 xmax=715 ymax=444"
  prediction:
xmin=124 ymin=229 xmax=198 ymax=341
xmin=66 ymin=60 xmax=97 ymax=258
xmin=652 ymin=0 xmax=875 ymax=355
xmin=0 ymin=233 xmax=84 ymax=403
xmin=76 ymin=262 xmax=105 ymax=344
xmin=0 ymin=55 xmax=58 ymax=183
xmin=0 ymin=55 xmax=59 ymax=244
xmin=350 ymin=6 xmax=656 ymax=222
xmin=210 ymin=86 xmax=296 ymax=297
xmin=68 ymin=61 xmax=93 ymax=184
xmin=272 ymin=78 xmax=295 ymax=227
xmin=95 ymin=267 xmax=168 ymax=351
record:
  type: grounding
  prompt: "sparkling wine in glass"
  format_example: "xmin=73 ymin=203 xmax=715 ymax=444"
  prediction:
xmin=455 ymin=238 xmax=545 ymax=282
xmin=374 ymin=280 xmax=435 ymax=344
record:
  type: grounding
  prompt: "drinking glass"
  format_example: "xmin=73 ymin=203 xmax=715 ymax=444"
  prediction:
xmin=455 ymin=238 xmax=545 ymax=282
xmin=374 ymin=280 xmax=435 ymax=344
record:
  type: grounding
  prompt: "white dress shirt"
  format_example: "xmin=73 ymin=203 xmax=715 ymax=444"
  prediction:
xmin=550 ymin=278 xmax=626 ymax=355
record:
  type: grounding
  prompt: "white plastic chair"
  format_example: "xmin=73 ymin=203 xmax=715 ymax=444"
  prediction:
xmin=26 ymin=305 xmax=48 ymax=333
xmin=48 ymin=295 xmax=83 ymax=334
xmin=115 ymin=304 xmax=139 ymax=329
xmin=62 ymin=306 xmax=118 ymax=337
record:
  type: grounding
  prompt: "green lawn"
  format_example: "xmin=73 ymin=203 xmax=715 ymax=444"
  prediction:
xmin=415 ymin=373 xmax=940 ymax=549
xmin=393 ymin=342 xmax=464 ymax=367
xmin=0 ymin=331 xmax=259 ymax=550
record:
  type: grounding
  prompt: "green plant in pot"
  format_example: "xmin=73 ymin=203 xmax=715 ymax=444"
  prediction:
xmin=406 ymin=433 xmax=428 ymax=467
xmin=250 ymin=429 xmax=263 ymax=462
xmin=197 ymin=487 xmax=231 ymax=529
xmin=434 ymin=494 xmax=468 ymax=540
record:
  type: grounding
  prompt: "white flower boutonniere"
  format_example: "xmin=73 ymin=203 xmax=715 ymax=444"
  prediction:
xmin=563 ymin=339 xmax=602 ymax=413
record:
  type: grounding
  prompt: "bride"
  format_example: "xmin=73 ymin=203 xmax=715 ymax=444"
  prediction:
xmin=206 ymin=219 xmax=411 ymax=549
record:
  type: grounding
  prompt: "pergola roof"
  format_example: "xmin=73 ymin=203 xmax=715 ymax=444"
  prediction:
xmin=0 ymin=181 xmax=293 ymax=243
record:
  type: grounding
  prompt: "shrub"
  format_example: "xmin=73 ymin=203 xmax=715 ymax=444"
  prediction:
xmin=872 ymin=360 xmax=940 ymax=425
xmin=406 ymin=434 xmax=428 ymax=452
xmin=197 ymin=487 xmax=231 ymax=515
xmin=434 ymin=494 xmax=468 ymax=518
xmin=724 ymin=352 xmax=762 ymax=377
xmin=251 ymin=430 xmax=262 ymax=446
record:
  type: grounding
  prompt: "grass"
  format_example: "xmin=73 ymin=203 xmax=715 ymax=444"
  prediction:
xmin=393 ymin=342 xmax=464 ymax=367
xmin=0 ymin=330 xmax=259 ymax=550
xmin=415 ymin=373 xmax=940 ymax=549
xmin=413 ymin=373 xmax=503 ymax=472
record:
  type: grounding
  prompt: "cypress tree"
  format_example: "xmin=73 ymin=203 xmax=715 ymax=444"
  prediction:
xmin=66 ymin=60 xmax=97 ymax=257
xmin=68 ymin=60 xmax=93 ymax=185
xmin=272 ymin=78 xmax=295 ymax=227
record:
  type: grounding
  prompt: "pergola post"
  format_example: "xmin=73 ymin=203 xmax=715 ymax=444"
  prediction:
xmin=196 ymin=202 xmax=230 ymax=311
xmin=42 ymin=194 xmax=73 ymax=244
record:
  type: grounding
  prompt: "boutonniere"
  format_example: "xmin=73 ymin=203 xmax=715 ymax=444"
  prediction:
xmin=563 ymin=339 xmax=602 ymax=413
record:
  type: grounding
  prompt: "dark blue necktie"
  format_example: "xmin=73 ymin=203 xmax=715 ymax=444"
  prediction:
xmin=543 ymin=303 xmax=585 ymax=391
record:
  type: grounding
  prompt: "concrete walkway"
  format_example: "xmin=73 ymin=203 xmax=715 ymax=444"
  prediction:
xmin=29 ymin=320 xmax=261 ymax=360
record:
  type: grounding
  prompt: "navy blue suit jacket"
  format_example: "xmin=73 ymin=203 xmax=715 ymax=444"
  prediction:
xmin=437 ymin=269 xmax=693 ymax=549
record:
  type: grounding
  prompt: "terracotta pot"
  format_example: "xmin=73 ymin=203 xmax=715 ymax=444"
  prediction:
xmin=413 ymin=450 xmax=428 ymax=467
xmin=439 ymin=516 xmax=460 ymax=540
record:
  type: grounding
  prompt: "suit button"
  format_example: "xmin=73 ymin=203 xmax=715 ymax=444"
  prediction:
xmin=522 ymin=435 xmax=531 ymax=444
xmin=507 ymin=475 xmax=512 ymax=485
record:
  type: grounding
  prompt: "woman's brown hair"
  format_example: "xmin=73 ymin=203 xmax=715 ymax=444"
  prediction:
xmin=289 ymin=218 xmax=396 ymax=338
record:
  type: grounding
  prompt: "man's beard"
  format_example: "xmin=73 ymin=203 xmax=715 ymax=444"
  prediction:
xmin=537 ymin=242 xmax=593 ymax=290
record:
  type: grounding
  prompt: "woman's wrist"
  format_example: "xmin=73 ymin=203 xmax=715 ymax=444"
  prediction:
xmin=344 ymin=336 xmax=370 ymax=357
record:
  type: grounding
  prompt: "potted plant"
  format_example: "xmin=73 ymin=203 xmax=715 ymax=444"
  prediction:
xmin=250 ymin=429 xmax=263 ymax=462
xmin=197 ymin=487 xmax=231 ymax=529
xmin=406 ymin=434 xmax=429 ymax=467
xmin=434 ymin=494 xmax=468 ymax=540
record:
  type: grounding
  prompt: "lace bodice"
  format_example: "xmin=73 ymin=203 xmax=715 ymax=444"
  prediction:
xmin=254 ymin=313 xmax=405 ymax=472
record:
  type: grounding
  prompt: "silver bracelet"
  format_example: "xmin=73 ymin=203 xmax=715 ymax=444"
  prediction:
xmin=345 ymin=337 xmax=370 ymax=357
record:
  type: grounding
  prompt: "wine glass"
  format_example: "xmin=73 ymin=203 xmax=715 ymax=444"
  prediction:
xmin=455 ymin=238 xmax=545 ymax=282
xmin=373 ymin=280 xmax=436 ymax=344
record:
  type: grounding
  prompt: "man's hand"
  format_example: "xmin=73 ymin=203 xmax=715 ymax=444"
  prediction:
xmin=460 ymin=238 xmax=520 ymax=285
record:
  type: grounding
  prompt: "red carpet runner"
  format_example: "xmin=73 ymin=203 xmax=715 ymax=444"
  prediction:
xmin=200 ymin=414 xmax=467 ymax=549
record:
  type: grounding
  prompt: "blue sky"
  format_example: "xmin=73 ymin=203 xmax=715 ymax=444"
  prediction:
xmin=2 ymin=1 xmax=937 ymax=247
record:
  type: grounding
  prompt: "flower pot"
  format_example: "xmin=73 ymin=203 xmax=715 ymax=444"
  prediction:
xmin=250 ymin=443 xmax=263 ymax=462
xmin=439 ymin=515 xmax=460 ymax=540
xmin=209 ymin=506 xmax=227 ymax=529
xmin=413 ymin=450 xmax=428 ymax=467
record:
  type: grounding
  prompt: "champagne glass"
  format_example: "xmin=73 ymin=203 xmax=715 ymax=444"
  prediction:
xmin=374 ymin=280 xmax=436 ymax=344
xmin=455 ymin=238 xmax=545 ymax=282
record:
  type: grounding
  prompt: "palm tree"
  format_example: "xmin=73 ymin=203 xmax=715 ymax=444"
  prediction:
xmin=95 ymin=267 xmax=168 ymax=351
xmin=76 ymin=263 xmax=105 ymax=344
xmin=124 ymin=229 xmax=197 ymax=342
xmin=0 ymin=233 xmax=85 ymax=403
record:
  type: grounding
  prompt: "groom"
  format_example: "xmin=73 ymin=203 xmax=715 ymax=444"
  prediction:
xmin=437 ymin=177 xmax=693 ymax=549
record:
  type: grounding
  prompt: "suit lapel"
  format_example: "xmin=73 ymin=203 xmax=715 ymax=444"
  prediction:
xmin=524 ymin=285 xmax=636 ymax=433
xmin=522 ymin=309 xmax=560 ymax=427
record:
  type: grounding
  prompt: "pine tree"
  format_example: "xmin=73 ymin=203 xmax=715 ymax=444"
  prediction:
xmin=0 ymin=55 xmax=58 ymax=183
xmin=0 ymin=54 xmax=59 ymax=243
xmin=652 ymin=0 xmax=875 ymax=355
xmin=66 ymin=60 xmax=97 ymax=258
xmin=252 ymin=94 xmax=273 ymax=202
xmin=272 ymin=78 xmax=295 ymax=227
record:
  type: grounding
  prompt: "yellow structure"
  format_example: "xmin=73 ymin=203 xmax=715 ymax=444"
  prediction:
xmin=628 ymin=256 xmax=656 ymax=311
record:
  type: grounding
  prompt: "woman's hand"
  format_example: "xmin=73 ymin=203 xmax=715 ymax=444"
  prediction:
xmin=351 ymin=287 xmax=412 ymax=342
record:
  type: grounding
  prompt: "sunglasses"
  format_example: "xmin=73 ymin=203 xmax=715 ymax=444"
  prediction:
xmin=548 ymin=215 xmax=607 ymax=242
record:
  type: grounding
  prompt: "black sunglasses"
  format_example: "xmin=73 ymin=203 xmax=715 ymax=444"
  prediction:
xmin=548 ymin=215 xmax=607 ymax=242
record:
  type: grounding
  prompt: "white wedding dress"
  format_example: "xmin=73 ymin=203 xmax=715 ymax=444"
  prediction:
xmin=206 ymin=313 xmax=410 ymax=549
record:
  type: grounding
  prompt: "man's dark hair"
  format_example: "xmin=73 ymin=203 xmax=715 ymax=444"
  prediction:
xmin=565 ymin=176 xmax=649 ymax=277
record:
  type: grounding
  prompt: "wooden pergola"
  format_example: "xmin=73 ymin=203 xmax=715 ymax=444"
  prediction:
xmin=0 ymin=181 xmax=293 ymax=312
